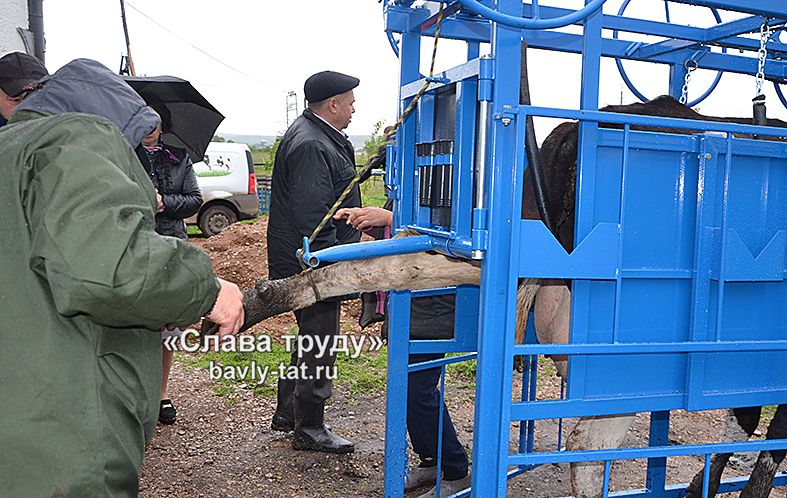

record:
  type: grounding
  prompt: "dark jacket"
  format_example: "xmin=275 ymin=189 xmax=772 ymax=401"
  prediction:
xmin=267 ymin=109 xmax=361 ymax=279
xmin=146 ymin=144 xmax=202 ymax=239
xmin=373 ymin=200 xmax=456 ymax=340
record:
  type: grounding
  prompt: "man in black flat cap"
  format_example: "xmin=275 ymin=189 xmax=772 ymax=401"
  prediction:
xmin=267 ymin=70 xmax=361 ymax=453
xmin=0 ymin=52 xmax=48 ymax=128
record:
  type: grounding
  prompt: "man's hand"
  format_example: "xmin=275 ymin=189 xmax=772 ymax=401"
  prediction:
xmin=155 ymin=191 xmax=165 ymax=213
xmin=205 ymin=278 xmax=245 ymax=337
xmin=334 ymin=206 xmax=392 ymax=230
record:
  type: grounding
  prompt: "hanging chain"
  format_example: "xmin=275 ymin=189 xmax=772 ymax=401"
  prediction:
xmin=680 ymin=60 xmax=698 ymax=105
xmin=755 ymin=17 xmax=771 ymax=97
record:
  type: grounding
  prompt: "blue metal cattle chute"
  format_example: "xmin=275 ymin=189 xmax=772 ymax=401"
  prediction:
xmin=306 ymin=1 xmax=787 ymax=496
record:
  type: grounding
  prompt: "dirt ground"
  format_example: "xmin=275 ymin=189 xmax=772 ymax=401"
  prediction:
xmin=139 ymin=219 xmax=785 ymax=497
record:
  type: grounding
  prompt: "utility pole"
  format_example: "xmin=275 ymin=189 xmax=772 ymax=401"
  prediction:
xmin=119 ymin=0 xmax=136 ymax=76
xmin=285 ymin=91 xmax=299 ymax=128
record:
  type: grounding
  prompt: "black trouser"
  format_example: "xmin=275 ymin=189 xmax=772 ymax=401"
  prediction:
xmin=277 ymin=300 xmax=341 ymax=408
xmin=407 ymin=353 xmax=469 ymax=480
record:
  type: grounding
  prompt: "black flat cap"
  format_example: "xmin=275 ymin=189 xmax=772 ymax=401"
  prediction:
xmin=304 ymin=70 xmax=359 ymax=103
xmin=0 ymin=52 xmax=48 ymax=97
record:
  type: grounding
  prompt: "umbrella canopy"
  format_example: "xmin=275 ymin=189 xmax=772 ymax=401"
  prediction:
xmin=124 ymin=75 xmax=224 ymax=161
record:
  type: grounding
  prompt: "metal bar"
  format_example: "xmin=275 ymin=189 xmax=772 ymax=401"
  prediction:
xmin=602 ymin=473 xmax=787 ymax=497
xmin=383 ymin=292 xmax=412 ymax=498
xmin=408 ymin=353 xmax=477 ymax=373
xmin=401 ymin=58 xmax=480 ymax=98
xmin=645 ymin=411 xmax=669 ymax=495
xmin=453 ymin=76 xmax=479 ymax=243
xmin=701 ymin=453 xmax=711 ymax=497
xmin=303 ymin=235 xmax=435 ymax=266
xmin=508 ymin=438 xmax=787 ymax=466
xmin=512 ymin=340 xmax=787 ymax=355
xmin=602 ymin=461 xmax=612 ymax=498
xmin=631 ymin=39 xmax=700 ymax=60
xmin=685 ymin=137 xmax=717 ymax=412
xmin=436 ymin=365 xmax=446 ymax=498
xmin=383 ymin=25 xmax=422 ymax=498
xmin=395 ymin=33 xmax=787 ymax=98
xmin=520 ymin=105 xmax=787 ymax=138
xmin=705 ymin=15 xmax=787 ymax=42
xmin=469 ymin=1 xmax=522 ymax=494
xmin=715 ymin=135 xmax=734 ymax=342
xmin=669 ymin=0 xmax=787 ymax=19
xmin=612 ymin=124 xmax=631 ymax=344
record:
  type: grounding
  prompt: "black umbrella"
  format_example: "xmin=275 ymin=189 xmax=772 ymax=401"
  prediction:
xmin=124 ymin=75 xmax=224 ymax=161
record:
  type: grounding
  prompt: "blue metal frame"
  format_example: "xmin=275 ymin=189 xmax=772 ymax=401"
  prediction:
xmin=305 ymin=1 xmax=787 ymax=496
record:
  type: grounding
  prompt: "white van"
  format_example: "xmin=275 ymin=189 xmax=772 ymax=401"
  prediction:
xmin=186 ymin=142 xmax=260 ymax=236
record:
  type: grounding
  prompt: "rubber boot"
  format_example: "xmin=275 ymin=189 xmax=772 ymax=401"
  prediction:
xmin=271 ymin=377 xmax=295 ymax=431
xmin=292 ymin=400 xmax=354 ymax=454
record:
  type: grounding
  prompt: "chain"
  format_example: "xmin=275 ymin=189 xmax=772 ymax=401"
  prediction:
xmin=680 ymin=60 xmax=697 ymax=105
xmin=755 ymin=17 xmax=770 ymax=97
xmin=295 ymin=3 xmax=447 ymax=284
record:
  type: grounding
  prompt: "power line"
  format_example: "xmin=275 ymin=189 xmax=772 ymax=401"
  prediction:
xmin=124 ymin=1 xmax=285 ymax=92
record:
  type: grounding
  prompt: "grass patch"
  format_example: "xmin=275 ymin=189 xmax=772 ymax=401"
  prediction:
xmin=761 ymin=405 xmax=778 ymax=428
xmin=255 ymin=164 xmax=272 ymax=177
xmin=360 ymin=174 xmax=387 ymax=207
xmin=178 ymin=342 xmax=388 ymax=403
xmin=196 ymin=171 xmax=231 ymax=177
xmin=446 ymin=353 xmax=477 ymax=381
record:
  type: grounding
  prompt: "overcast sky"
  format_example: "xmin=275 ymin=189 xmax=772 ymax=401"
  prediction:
xmin=42 ymin=1 xmax=786 ymax=138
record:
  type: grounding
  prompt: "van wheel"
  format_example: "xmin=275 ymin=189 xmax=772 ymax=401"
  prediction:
xmin=198 ymin=205 xmax=237 ymax=237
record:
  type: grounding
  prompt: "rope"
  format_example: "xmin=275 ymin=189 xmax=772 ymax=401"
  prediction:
xmin=296 ymin=3 xmax=447 ymax=287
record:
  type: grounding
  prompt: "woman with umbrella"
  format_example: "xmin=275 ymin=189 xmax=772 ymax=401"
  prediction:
xmin=141 ymin=101 xmax=203 ymax=424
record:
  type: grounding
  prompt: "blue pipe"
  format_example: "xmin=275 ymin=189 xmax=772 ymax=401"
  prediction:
xmin=457 ymin=0 xmax=606 ymax=30
xmin=299 ymin=234 xmax=436 ymax=268
xmin=613 ymin=0 xmax=724 ymax=107
xmin=509 ymin=438 xmax=787 ymax=466
xmin=387 ymin=31 xmax=400 ymax=58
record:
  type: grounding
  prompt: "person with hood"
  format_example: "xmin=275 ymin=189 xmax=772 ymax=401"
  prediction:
xmin=267 ymin=70 xmax=361 ymax=454
xmin=0 ymin=58 xmax=244 ymax=498
xmin=0 ymin=51 xmax=48 ymax=127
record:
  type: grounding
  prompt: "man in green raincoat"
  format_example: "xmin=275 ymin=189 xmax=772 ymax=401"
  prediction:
xmin=0 ymin=59 xmax=245 ymax=497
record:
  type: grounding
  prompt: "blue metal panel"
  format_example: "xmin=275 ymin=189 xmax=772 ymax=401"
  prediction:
xmin=373 ymin=2 xmax=787 ymax=497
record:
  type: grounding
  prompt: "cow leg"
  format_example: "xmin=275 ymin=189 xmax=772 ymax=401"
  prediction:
xmin=513 ymin=278 xmax=540 ymax=371
xmin=685 ymin=406 xmax=761 ymax=498
xmin=533 ymin=282 xmax=570 ymax=378
xmin=567 ymin=414 xmax=637 ymax=498
xmin=531 ymin=283 xmax=635 ymax=498
xmin=740 ymin=404 xmax=787 ymax=498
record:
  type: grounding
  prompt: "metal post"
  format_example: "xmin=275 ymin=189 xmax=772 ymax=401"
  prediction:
xmin=646 ymin=411 xmax=670 ymax=496
xmin=383 ymin=292 xmax=412 ymax=498
xmin=470 ymin=0 xmax=522 ymax=495
xmin=383 ymin=25 xmax=422 ymax=498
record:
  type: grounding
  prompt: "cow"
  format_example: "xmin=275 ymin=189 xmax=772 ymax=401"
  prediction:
xmin=206 ymin=96 xmax=787 ymax=498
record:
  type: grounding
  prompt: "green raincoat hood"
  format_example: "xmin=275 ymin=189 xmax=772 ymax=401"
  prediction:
xmin=16 ymin=58 xmax=160 ymax=147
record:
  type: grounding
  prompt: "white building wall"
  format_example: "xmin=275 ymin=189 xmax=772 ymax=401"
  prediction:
xmin=0 ymin=0 xmax=30 ymax=55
